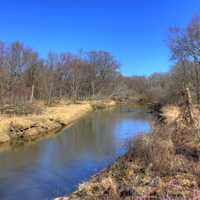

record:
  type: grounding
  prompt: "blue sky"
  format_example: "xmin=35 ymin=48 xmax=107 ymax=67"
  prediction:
xmin=0 ymin=0 xmax=200 ymax=76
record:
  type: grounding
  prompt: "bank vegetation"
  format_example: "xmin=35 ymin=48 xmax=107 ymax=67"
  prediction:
xmin=2 ymin=12 xmax=200 ymax=200
xmin=56 ymin=14 xmax=200 ymax=200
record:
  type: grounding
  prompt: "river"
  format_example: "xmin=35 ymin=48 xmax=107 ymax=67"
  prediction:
xmin=0 ymin=106 xmax=151 ymax=200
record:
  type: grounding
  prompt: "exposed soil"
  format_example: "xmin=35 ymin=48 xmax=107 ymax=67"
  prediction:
xmin=0 ymin=100 xmax=116 ymax=148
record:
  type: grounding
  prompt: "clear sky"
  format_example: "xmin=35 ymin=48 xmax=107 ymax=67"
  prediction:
xmin=0 ymin=0 xmax=200 ymax=76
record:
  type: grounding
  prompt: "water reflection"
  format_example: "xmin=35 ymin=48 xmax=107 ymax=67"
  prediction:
xmin=0 ymin=107 xmax=151 ymax=200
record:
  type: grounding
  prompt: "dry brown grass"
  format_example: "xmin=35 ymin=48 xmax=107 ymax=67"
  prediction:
xmin=0 ymin=101 xmax=94 ymax=145
xmin=0 ymin=103 xmax=43 ymax=116
xmin=90 ymin=100 xmax=116 ymax=110
xmin=55 ymin=104 xmax=200 ymax=200
xmin=0 ymin=99 xmax=116 ymax=146
xmin=129 ymin=133 xmax=175 ymax=176
xmin=130 ymin=103 xmax=200 ymax=177
xmin=162 ymin=105 xmax=180 ymax=124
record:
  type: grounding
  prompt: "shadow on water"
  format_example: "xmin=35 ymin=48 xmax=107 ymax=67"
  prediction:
xmin=0 ymin=106 xmax=152 ymax=200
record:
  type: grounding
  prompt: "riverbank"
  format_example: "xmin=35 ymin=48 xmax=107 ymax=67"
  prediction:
xmin=0 ymin=100 xmax=116 ymax=148
xmin=56 ymin=105 xmax=200 ymax=200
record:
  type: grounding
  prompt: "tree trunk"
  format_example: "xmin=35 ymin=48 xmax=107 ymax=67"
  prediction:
xmin=193 ymin=59 xmax=200 ymax=104
xmin=92 ymin=81 xmax=95 ymax=97
xmin=30 ymin=85 xmax=35 ymax=103
xmin=182 ymin=87 xmax=194 ymax=125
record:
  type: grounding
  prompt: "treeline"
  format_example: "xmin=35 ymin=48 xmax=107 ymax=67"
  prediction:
xmin=0 ymin=40 xmax=170 ymax=106
xmin=1 ymin=14 xmax=200 ymax=106
xmin=0 ymin=41 xmax=126 ymax=105
xmin=0 ymin=39 xmax=187 ymax=107
xmin=127 ymin=14 xmax=200 ymax=105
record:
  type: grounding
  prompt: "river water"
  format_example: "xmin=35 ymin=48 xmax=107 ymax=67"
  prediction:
xmin=0 ymin=106 xmax=151 ymax=200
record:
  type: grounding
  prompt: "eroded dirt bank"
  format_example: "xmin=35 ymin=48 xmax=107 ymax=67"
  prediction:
xmin=0 ymin=100 xmax=116 ymax=148
xmin=55 ymin=105 xmax=200 ymax=200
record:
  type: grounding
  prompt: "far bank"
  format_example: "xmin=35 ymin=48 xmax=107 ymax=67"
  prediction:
xmin=0 ymin=100 xmax=116 ymax=150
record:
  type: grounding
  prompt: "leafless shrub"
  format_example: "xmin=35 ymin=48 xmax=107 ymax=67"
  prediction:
xmin=129 ymin=132 xmax=175 ymax=176
xmin=0 ymin=103 xmax=43 ymax=116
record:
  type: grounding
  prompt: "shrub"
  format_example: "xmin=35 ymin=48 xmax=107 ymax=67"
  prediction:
xmin=0 ymin=103 xmax=43 ymax=116
xmin=129 ymin=133 xmax=175 ymax=175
